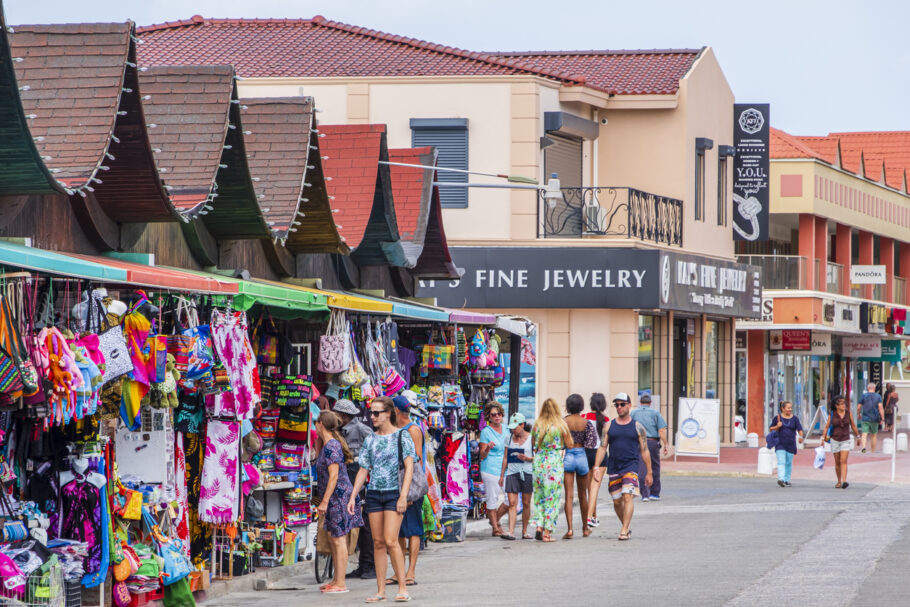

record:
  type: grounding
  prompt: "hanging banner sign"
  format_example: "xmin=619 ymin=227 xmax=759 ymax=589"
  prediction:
xmin=849 ymin=265 xmax=887 ymax=285
xmin=675 ymin=398 xmax=721 ymax=461
xmin=862 ymin=339 xmax=902 ymax=363
xmin=808 ymin=333 xmax=832 ymax=356
xmin=658 ymin=252 xmax=762 ymax=317
xmin=843 ymin=336 xmax=881 ymax=358
xmin=769 ymin=329 xmax=811 ymax=351
xmin=733 ymin=103 xmax=770 ymax=242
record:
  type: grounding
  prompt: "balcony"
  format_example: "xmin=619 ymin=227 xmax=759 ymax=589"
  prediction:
xmin=736 ymin=255 xmax=807 ymax=290
xmin=826 ymin=261 xmax=844 ymax=295
xmin=538 ymin=187 xmax=683 ymax=246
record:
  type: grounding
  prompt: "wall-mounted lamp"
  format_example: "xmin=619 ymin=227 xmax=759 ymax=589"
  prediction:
xmin=544 ymin=173 xmax=562 ymax=209
xmin=695 ymin=137 xmax=714 ymax=153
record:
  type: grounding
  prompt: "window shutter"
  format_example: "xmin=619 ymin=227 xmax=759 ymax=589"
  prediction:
xmin=411 ymin=120 xmax=469 ymax=208
xmin=544 ymin=134 xmax=582 ymax=188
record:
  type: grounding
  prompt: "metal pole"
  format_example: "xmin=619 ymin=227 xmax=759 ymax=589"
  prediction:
xmin=892 ymin=404 xmax=899 ymax=483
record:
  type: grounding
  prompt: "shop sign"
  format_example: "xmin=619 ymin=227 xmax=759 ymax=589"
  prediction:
xmin=735 ymin=331 xmax=747 ymax=350
xmin=822 ymin=300 xmax=835 ymax=326
xmin=769 ymin=329 xmax=811 ymax=351
xmin=808 ymin=333 xmax=832 ymax=356
xmin=871 ymin=362 xmax=882 ymax=390
xmin=761 ymin=297 xmax=774 ymax=322
xmin=834 ymin=302 xmax=860 ymax=333
xmin=733 ymin=104 xmax=770 ymax=242
xmin=862 ymin=339 xmax=902 ymax=363
xmin=843 ymin=336 xmax=881 ymax=358
xmin=658 ymin=252 xmax=762 ymax=318
xmin=849 ymin=265 xmax=887 ymax=285
xmin=416 ymin=247 xmax=659 ymax=309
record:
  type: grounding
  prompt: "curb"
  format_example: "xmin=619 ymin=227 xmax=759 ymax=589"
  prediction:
xmin=195 ymin=559 xmax=314 ymax=604
xmin=663 ymin=470 xmax=766 ymax=479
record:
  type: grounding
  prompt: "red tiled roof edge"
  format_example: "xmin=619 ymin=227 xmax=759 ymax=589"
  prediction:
xmin=770 ymin=127 xmax=825 ymax=161
xmin=136 ymin=15 xmax=589 ymax=87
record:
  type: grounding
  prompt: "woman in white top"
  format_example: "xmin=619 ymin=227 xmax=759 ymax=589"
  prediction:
xmin=499 ymin=413 xmax=534 ymax=540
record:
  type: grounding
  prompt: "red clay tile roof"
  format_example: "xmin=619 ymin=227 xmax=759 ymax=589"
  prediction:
xmin=490 ymin=49 xmax=702 ymax=95
xmin=388 ymin=147 xmax=434 ymax=243
xmin=770 ymin=128 xmax=823 ymax=160
xmin=240 ymin=97 xmax=347 ymax=253
xmin=319 ymin=124 xmax=385 ymax=250
xmin=135 ymin=16 xmax=588 ymax=86
xmin=0 ymin=11 xmax=60 ymax=195
xmin=139 ymin=65 xmax=233 ymax=215
xmin=794 ymin=136 xmax=839 ymax=164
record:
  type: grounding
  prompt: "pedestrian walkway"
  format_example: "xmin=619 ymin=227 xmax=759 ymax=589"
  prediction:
xmin=664 ymin=444 xmax=910 ymax=484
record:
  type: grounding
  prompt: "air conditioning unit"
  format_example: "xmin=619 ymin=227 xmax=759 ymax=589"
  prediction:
xmin=583 ymin=204 xmax=606 ymax=234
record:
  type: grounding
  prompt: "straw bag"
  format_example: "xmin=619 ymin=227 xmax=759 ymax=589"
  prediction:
xmin=318 ymin=310 xmax=351 ymax=374
xmin=338 ymin=330 xmax=369 ymax=388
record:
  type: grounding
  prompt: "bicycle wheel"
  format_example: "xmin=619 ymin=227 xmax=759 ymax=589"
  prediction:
xmin=314 ymin=551 xmax=334 ymax=583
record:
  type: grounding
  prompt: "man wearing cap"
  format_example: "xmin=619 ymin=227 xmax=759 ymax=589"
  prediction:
xmin=333 ymin=399 xmax=375 ymax=579
xmin=630 ymin=394 xmax=668 ymax=501
xmin=592 ymin=392 xmax=652 ymax=541
xmin=390 ymin=394 xmax=424 ymax=586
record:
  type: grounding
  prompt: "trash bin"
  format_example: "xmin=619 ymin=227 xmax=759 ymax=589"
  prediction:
xmin=757 ymin=447 xmax=775 ymax=475
xmin=747 ymin=433 xmax=759 ymax=448
xmin=898 ymin=433 xmax=908 ymax=452
xmin=883 ymin=438 xmax=895 ymax=455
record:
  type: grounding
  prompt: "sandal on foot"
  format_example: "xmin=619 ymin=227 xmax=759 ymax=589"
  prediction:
xmin=500 ymin=533 xmax=516 ymax=540
xmin=405 ymin=579 xmax=418 ymax=586
xmin=385 ymin=578 xmax=399 ymax=585
xmin=542 ymin=534 xmax=556 ymax=542
xmin=618 ymin=532 xmax=631 ymax=541
xmin=583 ymin=527 xmax=592 ymax=537
xmin=365 ymin=596 xmax=386 ymax=603
xmin=323 ymin=586 xmax=350 ymax=594
xmin=834 ymin=483 xmax=842 ymax=488
xmin=535 ymin=529 xmax=543 ymax=541
xmin=395 ymin=593 xmax=412 ymax=602
xmin=522 ymin=534 xmax=534 ymax=540
xmin=562 ymin=530 xmax=573 ymax=540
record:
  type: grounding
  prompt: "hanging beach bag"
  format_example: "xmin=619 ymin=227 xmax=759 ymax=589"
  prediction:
xmin=97 ymin=322 xmax=131 ymax=383
xmin=276 ymin=408 xmax=310 ymax=442
xmin=318 ymin=309 xmax=351 ymax=374
xmin=381 ymin=367 xmax=406 ymax=396
xmin=338 ymin=329 xmax=369 ymax=387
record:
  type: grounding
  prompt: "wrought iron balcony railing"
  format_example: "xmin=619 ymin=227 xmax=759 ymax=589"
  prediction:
xmin=538 ymin=186 xmax=683 ymax=246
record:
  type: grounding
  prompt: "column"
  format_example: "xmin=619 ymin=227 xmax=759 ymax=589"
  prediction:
xmin=881 ymin=237 xmax=895 ymax=302
xmin=835 ymin=223 xmax=852 ymax=297
xmin=815 ymin=217 xmax=828 ymax=292
xmin=798 ymin=214 xmax=816 ymax=290
xmin=858 ymin=230 xmax=874 ymax=299
xmin=900 ymin=242 xmax=910 ymax=304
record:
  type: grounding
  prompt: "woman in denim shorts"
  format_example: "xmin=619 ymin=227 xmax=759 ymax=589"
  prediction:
xmin=348 ymin=396 xmax=416 ymax=603
xmin=563 ymin=394 xmax=598 ymax=538
xmin=822 ymin=396 xmax=861 ymax=489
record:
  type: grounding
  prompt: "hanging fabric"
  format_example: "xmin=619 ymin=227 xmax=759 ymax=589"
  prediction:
xmin=210 ymin=310 xmax=260 ymax=420
xmin=198 ymin=420 xmax=241 ymax=524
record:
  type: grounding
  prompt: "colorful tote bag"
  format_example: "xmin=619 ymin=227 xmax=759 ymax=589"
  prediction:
xmin=318 ymin=309 xmax=350 ymax=374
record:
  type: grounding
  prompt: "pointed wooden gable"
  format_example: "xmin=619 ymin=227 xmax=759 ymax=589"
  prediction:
xmin=239 ymin=97 xmax=347 ymax=254
xmin=319 ymin=124 xmax=406 ymax=266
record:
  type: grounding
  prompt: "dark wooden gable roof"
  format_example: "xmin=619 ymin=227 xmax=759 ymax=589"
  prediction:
xmin=388 ymin=147 xmax=435 ymax=263
xmin=240 ymin=96 xmax=347 ymax=254
xmin=10 ymin=22 xmax=175 ymax=223
xmin=320 ymin=124 xmax=406 ymax=266
xmin=0 ymin=11 xmax=60 ymax=195
xmin=413 ymin=166 xmax=460 ymax=280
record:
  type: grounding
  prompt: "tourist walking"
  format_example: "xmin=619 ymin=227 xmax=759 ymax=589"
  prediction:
xmin=769 ymin=401 xmax=804 ymax=487
xmin=348 ymin=396 xmax=416 ymax=603
xmin=563 ymin=394 xmax=597 ymax=538
xmin=857 ymin=383 xmax=884 ymax=453
xmin=314 ymin=411 xmax=363 ymax=594
xmin=592 ymin=392 xmax=651 ymax=541
xmin=630 ymin=394 xmax=668 ymax=501
xmin=531 ymin=398 xmax=572 ymax=542
xmin=334 ymin=398 xmax=375 ymax=579
xmin=583 ymin=393 xmax=608 ymax=528
xmin=390 ymin=395 xmax=425 ymax=588
xmin=884 ymin=383 xmax=899 ymax=433
xmin=821 ymin=396 xmax=860 ymax=489
xmin=478 ymin=402 xmax=509 ymax=537
xmin=498 ymin=413 xmax=533 ymax=540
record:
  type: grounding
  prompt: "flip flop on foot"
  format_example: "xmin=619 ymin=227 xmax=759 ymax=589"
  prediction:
xmin=405 ymin=579 xmax=418 ymax=586
xmin=522 ymin=533 xmax=534 ymax=540
xmin=395 ymin=593 xmax=412 ymax=602
xmin=365 ymin=596 xmax=386 ymax=603
xmin=834 ymin=483 xmax=842 ymax=488
xmin=500 ymin=533 xmax=516 ymax=540
xmin=562 ymin=530 xmax=573 ymax=540
xmin=618 ymin=532 xmax=631 ymax=541
xmin=385 ymin=578 xmax=399 ymax=585
xmin=323 ymin=586 xmax=350 ymax=594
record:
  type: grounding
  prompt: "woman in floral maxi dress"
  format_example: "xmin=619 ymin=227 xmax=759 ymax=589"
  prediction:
xmin=531 ymin=398 xmax=573 ymax=542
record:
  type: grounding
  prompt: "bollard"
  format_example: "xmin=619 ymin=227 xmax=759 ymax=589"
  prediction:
xmin=883 ymin=437 xmax=895 ymax=455
xmin=757 ymin=447 xmax=775 ymax=475
xmin=898 ymin=433 xmax=908 ymax=452
xmin=747 ymin=433 xmax=759 ymax=448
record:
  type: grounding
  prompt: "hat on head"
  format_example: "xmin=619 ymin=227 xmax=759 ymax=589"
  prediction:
xmin=507 ymin=412 xmax=526 ymax=430
xmin=640 ymin=394 xmax=652 ymax=404
xmin=332 ymin=399 xmax=359 ymax=416
xmin=612 ymin=392 xmax=631 ymax=403
xmin=392 ymin=396 xmax=411 ymax=412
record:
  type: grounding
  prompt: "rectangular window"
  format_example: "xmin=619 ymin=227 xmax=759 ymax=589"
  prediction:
xmin=717 ymin=155 xmax=728 ymax=226
xmin=411 ymin=118 xmax=469 ymax=208
xmin=695 ymin=152 xmax=705 ymax=221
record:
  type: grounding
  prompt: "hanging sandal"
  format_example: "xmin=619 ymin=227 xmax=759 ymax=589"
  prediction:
xmin=842 ymin=482 xmax=849 ymax=489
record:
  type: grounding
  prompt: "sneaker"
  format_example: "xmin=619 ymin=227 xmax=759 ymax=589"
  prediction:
xmin=650 ymin=495 xmax=661 ymax=501
xmin=587 ymin=518 xmax=600 ymax=528
xmin=359 ymin=569 xmax=376 ymax=580
xmin=784 ymin=482 xmax=792 ymax=487
xmin=777 ymin=480 xmax=785 ymax=487
xmin=641 ymin=497 xmax=650 ymax=502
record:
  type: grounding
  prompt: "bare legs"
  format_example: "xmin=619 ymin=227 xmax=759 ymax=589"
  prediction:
xmin=506 ymin=492 xmax=532 ymax=537
xmin=368 ymin=511 xmax=407 ymax=599
xmin=563 ymin=471 xmax=575 ymax=537
xmin=576 ymin=472 xmax=591 ymax=536
xmin=397 ymin=536 xmax=419 ymax=583
xmin=486 ymin=502 xmax=508 ymax=535
xmin=328 ymin=534 xmax=348 ymax=590
xmin=587 ymin=467 xmax=606 ymax=522
xmin=833 ymin=450 xmax=849 ymax=486
xmin=612 ymin=493 xmax=634 ymax=537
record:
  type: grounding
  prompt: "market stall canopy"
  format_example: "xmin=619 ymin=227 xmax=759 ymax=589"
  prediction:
xmin=349 ymin=292 xmax=449 ymax=321
xmin=447 ymin=309 xmax=497 ymax=325
xmin=239 ymin=97 xmax=348 ymax=254
xmin=495 ymin=315 xmax=532 ymax=336
xmin=9 ymin=21 xmax=176 ymax=223
xmin=0 ymin=240 xmax=238 ymax=293
xmin=139 ymin=65 xmax=270 ymax=239
xmin=319 ymin=124 xmax=407 ymax=267
xmin=0 ymin=7 xmax=61 ymax=195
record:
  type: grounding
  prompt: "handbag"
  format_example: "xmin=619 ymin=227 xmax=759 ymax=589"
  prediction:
xmin=398 ymin=430 xmax=429 ymax=504
xmin=381 ymin=367 xmax=406 ymax=396
xmin=252 ymin=311 xmax=280 ymax=366
xmin=318 ymin=309 xmax=351 ymax=374
xmin=97 ymin=321 xmax=132 ymax=383
xmin=276 ymin=408 xmax=310 ymax=442
xmin=765 ymin=429 xmax=780 ymax=450
xmin=338 ymin=330 xmax=369 ymax=388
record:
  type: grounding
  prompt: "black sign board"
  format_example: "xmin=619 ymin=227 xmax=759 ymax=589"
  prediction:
xmin=417 ymin=247 xmax=762 ymax=319
xmin=417 ymin=247 xmax=659 ymax=309
xmin=733 ymin=103 xmax=770 ymax=242
xmin=658 ymin=252 xmax=762 ymax=318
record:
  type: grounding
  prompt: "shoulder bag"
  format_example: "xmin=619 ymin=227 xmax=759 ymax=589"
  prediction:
xmin=318 ymin=309 xmax=351 ymax=374
xmin=398 ymin=429 xmax=428 ymax=504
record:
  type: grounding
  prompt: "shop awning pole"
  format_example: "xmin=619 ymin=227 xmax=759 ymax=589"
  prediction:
xmin=509 ymin=334 xmax=521 ymax=417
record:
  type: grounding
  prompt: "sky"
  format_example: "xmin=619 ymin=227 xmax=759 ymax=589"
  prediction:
xmin=5 ymin=0 xmax=908 ymax=136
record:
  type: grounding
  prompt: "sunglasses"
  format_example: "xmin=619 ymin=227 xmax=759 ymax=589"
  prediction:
xmin=489 ymin=412 xmax=503 ymax=417
xmin=614 ymin=402 xmax=630 ymax=407
xmin=370 ymin=409 xmax=389 ymax=417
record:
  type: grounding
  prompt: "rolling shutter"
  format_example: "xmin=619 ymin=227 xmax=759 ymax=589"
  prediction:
xmin=544 ymin=134 xmax=582 ymax=188
xmin=411 ymin=119 xmax=469 ymax=208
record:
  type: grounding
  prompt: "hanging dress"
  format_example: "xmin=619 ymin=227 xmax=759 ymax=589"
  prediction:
xmin=210 ymin=311 xmax=260 ymax=419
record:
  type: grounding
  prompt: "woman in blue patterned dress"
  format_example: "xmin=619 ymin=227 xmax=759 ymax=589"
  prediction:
xmin=315 ymin=411 xmax=363 ymax=594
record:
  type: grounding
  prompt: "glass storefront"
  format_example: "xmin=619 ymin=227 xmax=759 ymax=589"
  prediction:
xmin=705 ymin=321 xmax=719 ymax=399
xmin=638 ymin=315 xmax=655 ymax=397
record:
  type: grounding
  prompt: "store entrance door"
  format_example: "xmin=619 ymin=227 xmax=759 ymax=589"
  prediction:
xmin=672 ymin=318 xmax=689 ymax=439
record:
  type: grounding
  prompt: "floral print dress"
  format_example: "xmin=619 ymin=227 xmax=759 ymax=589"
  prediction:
xmin=531 ymin=427 xmax=565 ymax=533
xmin=316 ymin=439 xmax=363 ymax=537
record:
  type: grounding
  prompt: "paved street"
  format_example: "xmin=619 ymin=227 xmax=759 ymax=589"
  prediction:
xmin=200 ymin=476 xmax=910 ymax=607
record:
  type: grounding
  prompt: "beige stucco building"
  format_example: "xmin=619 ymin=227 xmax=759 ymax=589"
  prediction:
xmin=139 ymin=17 xmax=757 ymax=441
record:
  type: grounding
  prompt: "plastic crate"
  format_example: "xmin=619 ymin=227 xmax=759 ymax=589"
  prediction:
xmin=64 ymin=581 xmax=81 ymax=607
xmin=440 ymin=507 xmax=468 ymax=543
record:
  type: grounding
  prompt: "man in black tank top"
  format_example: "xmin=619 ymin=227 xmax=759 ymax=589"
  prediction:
xmin=592 ymin=392 xmax=652 ymax=541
